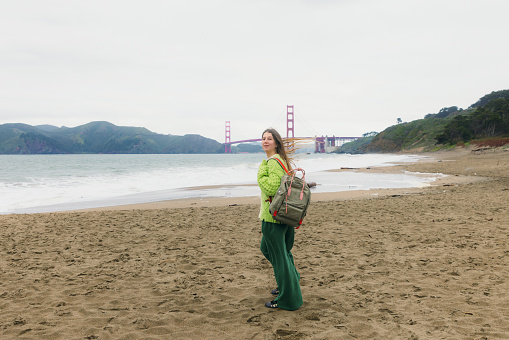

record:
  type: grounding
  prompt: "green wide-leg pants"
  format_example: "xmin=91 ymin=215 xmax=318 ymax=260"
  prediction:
xmin=260 ymin=221 xmax=303 ymax=310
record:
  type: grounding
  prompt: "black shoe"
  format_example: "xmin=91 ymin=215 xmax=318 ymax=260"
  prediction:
xmin=271 ymin=289 xmax=279 ymax=295
xmin=265 ymin=300 xmax=278 ymax=309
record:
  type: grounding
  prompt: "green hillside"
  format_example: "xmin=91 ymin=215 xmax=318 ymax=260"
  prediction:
xmin=338 ymin=89 xmax=509 ymax=153
xmin=335 ymin=135 xmax=375 ymax=154
xmin=0 ymin=121 xmax=224 ymax=154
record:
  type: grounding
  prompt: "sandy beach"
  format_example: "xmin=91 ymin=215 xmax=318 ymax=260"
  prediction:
xmin=1 ymin=148 xmax=509 ymax=339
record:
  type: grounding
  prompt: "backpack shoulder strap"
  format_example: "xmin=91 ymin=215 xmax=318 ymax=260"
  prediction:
xmin=269 ymin=157 xmax=289 ymax=175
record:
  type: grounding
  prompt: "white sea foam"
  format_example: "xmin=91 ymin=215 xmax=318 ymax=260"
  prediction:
xmin=0 ymin=153 xmax=438 ymax=214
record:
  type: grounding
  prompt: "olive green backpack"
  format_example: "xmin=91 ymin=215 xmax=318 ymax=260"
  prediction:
xmin=268 ymin=158 xmax=311 ymax=229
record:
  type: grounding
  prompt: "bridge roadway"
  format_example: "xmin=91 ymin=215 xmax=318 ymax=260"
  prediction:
xmin=224 ymin=136 xmax=360 ymax=153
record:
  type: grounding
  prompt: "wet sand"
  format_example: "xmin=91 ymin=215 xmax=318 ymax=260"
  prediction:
xmin=1 ymin=148 xmax=509 ymax=339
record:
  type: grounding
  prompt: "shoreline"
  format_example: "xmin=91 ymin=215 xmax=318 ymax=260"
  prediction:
xmin=2 ymin=147 xmax=509 ymax=339
xmin=2 ymin=153 xmax=433 ymax=215
xmin=67 ymin=150 xmax=485 ymax=213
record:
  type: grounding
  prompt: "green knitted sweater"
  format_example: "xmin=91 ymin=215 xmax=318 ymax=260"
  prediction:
xmin=257 ymin=154 xmax=287 ymax=223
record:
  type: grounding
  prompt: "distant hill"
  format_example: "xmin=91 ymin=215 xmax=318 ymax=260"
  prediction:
xmin=337 ymin=89 xmax=509 ymax=153
xmin=334 ymin=135 xmax=375 ymax=154
xmin=234 ymin=143 xmax=263 ymax=153
xmin=0 ymin=121 xmax=224 ymax=154
xmin=35 ymin=124 xmax=61 ymax=132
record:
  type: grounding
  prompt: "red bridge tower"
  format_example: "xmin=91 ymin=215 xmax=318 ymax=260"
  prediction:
xmin=225 ymin=121 xmax=231 ymax=153
xmin=287 ymin=105 xmax=294 ymax=138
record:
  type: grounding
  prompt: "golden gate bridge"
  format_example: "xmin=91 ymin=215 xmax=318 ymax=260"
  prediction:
xmin=223 ymin=105 xmax=360 ymax=153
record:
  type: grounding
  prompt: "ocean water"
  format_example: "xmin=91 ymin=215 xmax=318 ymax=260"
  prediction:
xmin=0 ymin=153 xmax=440 ymax=214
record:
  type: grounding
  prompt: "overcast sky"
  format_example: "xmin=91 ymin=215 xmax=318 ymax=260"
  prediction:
xmin=1 ymin=0 xmax=508 ymax=143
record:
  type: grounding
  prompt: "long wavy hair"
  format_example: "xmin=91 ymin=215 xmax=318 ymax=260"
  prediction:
xmin=262 ymin=128 xmax=293 ymax=171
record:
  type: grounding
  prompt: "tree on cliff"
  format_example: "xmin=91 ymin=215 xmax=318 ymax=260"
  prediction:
xmin=437 ymin=95 xmax=509 ymax=144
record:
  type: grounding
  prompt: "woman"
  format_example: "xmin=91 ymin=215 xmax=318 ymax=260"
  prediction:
xmin=257 ymin=128 xmax=303 ymax=311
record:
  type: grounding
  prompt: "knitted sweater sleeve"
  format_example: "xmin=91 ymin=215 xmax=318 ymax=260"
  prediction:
xmin=257 ymin=158 xmax=286 ymax=197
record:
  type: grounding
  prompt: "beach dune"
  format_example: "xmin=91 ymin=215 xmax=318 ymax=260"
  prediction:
xmin=1 ymin=149 xmax=509 ymax=339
